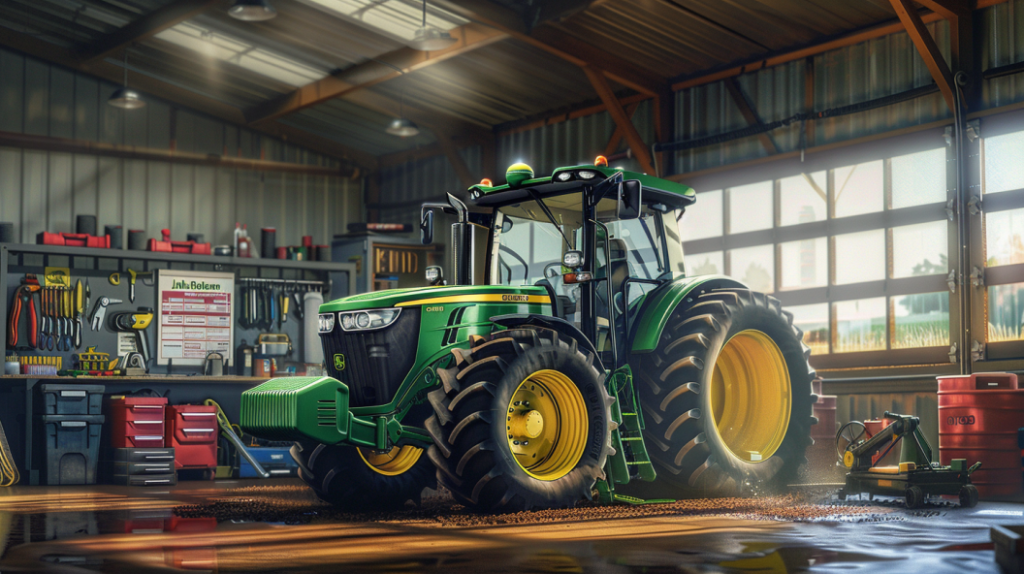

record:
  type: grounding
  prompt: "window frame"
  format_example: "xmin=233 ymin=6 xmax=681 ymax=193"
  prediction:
xmin=679 ymin=129 xmax=954 ymax=371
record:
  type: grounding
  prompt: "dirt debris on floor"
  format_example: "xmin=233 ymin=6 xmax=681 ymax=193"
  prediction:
xmin=173 ymin=485 xmax=893 ymax=526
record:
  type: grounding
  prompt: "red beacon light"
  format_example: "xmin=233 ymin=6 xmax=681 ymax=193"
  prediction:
xmin=480 ymin=178 xmax=493 ymax=187
xmin=594 ymin=155 xmax=608 ymax=167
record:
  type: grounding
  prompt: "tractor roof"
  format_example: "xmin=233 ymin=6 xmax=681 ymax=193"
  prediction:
xmin=467 ymin=163 xmax=696 ymax=209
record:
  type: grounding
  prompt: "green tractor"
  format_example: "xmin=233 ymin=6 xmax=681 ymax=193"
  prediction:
xmin=240 ymin=160 xmax=816 ymax=512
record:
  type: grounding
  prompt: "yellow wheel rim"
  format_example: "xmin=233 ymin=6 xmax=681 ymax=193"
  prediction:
xmin=358 ymin=445 xmax=423 ymax=476
xmin=506 ymin=369 xmax=588 ymax=481
xmin=709 ymin=330 xmax=791 ymax=464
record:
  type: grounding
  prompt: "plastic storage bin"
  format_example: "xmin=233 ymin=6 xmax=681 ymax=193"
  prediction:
xmin=109 ymin=397 xmax=167 ymax=449
xmin=165 ymin=405 xmax=218 ymax=475
xmin=239 ymin=446 xmax=298 ymax=478
xmin=37 ymin=384 xmax=105 ymax=415
xmin=36 ymin=414 xmax=104 ymax=485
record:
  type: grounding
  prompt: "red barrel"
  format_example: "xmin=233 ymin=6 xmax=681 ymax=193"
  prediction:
xmin=812 ymin=395 xmax=837 ymax=440
xmin=938 ymin=372 xmax=1023 ymax=499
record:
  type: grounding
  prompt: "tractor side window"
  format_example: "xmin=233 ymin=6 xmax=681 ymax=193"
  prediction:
xmin=601 ymin=215 xmax=666 ymax=282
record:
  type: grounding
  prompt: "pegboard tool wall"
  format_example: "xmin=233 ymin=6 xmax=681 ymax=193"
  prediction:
xmin=3 ymin=244 xmax=357 ymax=375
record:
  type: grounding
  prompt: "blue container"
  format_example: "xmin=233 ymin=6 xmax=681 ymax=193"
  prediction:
xmin=239 ymin=447 xmax=297 ymax=478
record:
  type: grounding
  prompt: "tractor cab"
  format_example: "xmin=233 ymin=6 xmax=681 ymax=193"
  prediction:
xmin=421 ymin=158 xmax=695 ymax=366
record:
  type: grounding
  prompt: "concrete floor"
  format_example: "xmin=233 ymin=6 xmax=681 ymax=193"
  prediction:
xmin=0 ymin=478 xmax=1018 ymax=573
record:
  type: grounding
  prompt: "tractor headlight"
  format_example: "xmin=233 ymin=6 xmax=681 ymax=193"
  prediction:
xmin=576 ymin=170 xmax=598 ymax=180
xmin=318 ymin=313 xmax=336 ymax=334
xmin=555 ymin=171 xmax=574 ymax=182
xmin=338 ymin=308 xmax=402 ymax=332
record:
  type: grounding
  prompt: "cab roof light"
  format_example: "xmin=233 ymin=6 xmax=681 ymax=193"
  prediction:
xmin=480 ymin=178 xmax=493 ymax=187
xmin=594 ymin=155 xmax=608 ymax=167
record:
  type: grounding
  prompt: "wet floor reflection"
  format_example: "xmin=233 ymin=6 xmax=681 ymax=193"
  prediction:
xmin=0 ymin=480 xmax=1014 ymax=573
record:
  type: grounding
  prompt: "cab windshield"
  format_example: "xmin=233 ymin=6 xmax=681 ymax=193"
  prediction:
xmin=488 ymin=192 xmax=668 ymax=290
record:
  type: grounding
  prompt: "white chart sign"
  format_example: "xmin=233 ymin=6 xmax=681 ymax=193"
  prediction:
xmin=156 ymin=270 xmax=235 ymax=366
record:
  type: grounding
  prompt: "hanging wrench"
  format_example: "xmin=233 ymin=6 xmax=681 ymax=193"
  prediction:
xmin=89 ymin=297 xmax=123 ymax=331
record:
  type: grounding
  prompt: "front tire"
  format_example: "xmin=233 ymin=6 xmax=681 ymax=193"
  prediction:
xmin=425 ymin=327 xmax=613 ymax=512
xmin=291 ymin=440 xmax=436 ymax=511
xmin=636 ymin=288 xmax=815 ymax=496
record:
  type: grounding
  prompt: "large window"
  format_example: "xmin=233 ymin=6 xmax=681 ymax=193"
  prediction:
xmin=983 ymin=130 xmax=1024 ymax=348
xmin=679 ymin=148 xmax=950 ymax=363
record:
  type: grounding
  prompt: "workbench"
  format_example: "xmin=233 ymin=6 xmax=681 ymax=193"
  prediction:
xmin=1 ymin=243 xmax=359 ymax=485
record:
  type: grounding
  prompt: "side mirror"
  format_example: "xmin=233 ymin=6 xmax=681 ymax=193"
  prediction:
xmin=617 ymin=179 xmax=642 ymax=220
xmin=420 ymin=210 xmax=434 ymax=245
xmin=425 ymin=265 xmax=444 ymax=286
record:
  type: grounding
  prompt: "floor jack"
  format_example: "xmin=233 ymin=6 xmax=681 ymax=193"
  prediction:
xmin=835 ymin=411 xmax=981 ymax=508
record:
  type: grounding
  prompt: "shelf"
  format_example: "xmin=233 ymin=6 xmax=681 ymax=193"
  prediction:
xmin=1 ymin=243 xmax=351 ymax=272
xmin=0 ymin=374 xmax=273 ymax=383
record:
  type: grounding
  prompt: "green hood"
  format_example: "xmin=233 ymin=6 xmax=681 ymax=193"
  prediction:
xmin=320 ymin=284 xmax=552 ymax=313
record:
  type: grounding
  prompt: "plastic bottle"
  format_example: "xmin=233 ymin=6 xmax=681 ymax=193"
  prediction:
xmin=233 ymin=223 xmax=242 ymax=256
xmin=238 ymin=225 xmax=252 ymax=258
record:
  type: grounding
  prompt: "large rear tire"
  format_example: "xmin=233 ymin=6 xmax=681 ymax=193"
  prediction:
xmin=425 ymin=327 xmax=613 ymax=512
xmin=636 ymin=288 xmax=815 ymax=496
xmin=290 ymin=440 xmax=436 ymax=511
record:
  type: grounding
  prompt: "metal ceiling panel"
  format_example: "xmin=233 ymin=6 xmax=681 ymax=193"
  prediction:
xmin=286 ymin=97 xmax=438 ymax=156
xmin=368 ymin=38 xmax=604 ymax=127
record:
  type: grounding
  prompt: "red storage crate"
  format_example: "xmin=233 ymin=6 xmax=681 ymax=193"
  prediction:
xmin=37 ymin=231 xmax=111 ymax=248
xmin=165 ymin=405 xmax=217 ymax=472
xmin=109 ymin=397 xmax=167 ymax=449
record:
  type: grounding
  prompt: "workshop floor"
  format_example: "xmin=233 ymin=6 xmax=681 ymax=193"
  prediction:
xmin=0 ymin=478 xmax=1017 ymax=573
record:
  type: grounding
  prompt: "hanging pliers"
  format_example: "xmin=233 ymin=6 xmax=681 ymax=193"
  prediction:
xmin=7 ymin=284 xmax=40 ymax=349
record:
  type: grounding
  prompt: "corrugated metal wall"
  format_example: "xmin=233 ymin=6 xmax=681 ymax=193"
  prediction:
xmin=982 ymin=0 xmax=1024 ymax=108
xmin=0 ymin=47 xmax=360 ymax=248
xmin=377 ymin=146 xmax=481 ymax=226
xmin=676 ymin=21 xmax=950 ymax=174
xmin=498 ymin=99 xmax=655 ymax=175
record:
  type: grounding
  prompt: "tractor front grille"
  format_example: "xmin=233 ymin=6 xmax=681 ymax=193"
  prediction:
xmin=320 ymin=308 xmax=421 ymax=408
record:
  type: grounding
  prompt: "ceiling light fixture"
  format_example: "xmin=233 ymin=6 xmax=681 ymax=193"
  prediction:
xmin=408 ymin=0 xmax=456 ymax=51
xmin=107 ymin=50 xmax=145 ymax=109
xmin=386 ymin=92 xmax=420 ymax=137
xmin=386 ymin=117 xmax=420 ymax=137
xmin=229 ymin=0 xmax=277 ymax=21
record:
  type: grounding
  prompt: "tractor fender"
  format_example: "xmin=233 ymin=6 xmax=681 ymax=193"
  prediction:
xmin=629 ymin=274 xmax=746 ymax=354
xmin=489 ymin=314 xmax=603 ymax=369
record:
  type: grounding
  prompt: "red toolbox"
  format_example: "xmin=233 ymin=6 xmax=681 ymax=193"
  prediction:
xmin=148 ymin=229 xmax=212 ymax=255
xmin=109 ymin=397 xmax=167 ymax=449
xmin=37 ymin=231 xmax=111 ymax=248
xmin=165 ymin=404 xmax=218 ymax=474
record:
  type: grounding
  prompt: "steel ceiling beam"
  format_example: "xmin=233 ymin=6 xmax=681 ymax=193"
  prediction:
xmin=890 ymin=0 xmax=958 ymax=113
xmin=245 ymin=23 xmax=508 ymax=125
xmin=583 ymin=66 xmax=656 ymax=175
xmin=78 ymin=0 xmax=218 ymax=66
xmin=913 ymin=0 xmax=973 ymax=20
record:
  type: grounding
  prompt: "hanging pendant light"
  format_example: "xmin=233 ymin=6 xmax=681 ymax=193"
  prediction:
xmin=386 ymin=92 xmax=420 ymax=137
xmin=108 ymin=50 xmax=145 ymax=109
xmin=386 ymin=117 xmax=420 ymax=137
xmin=229 ymin=0 xmax=277 ymax=21
xmin=409 ymin=1 xmax=455 ymax=51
